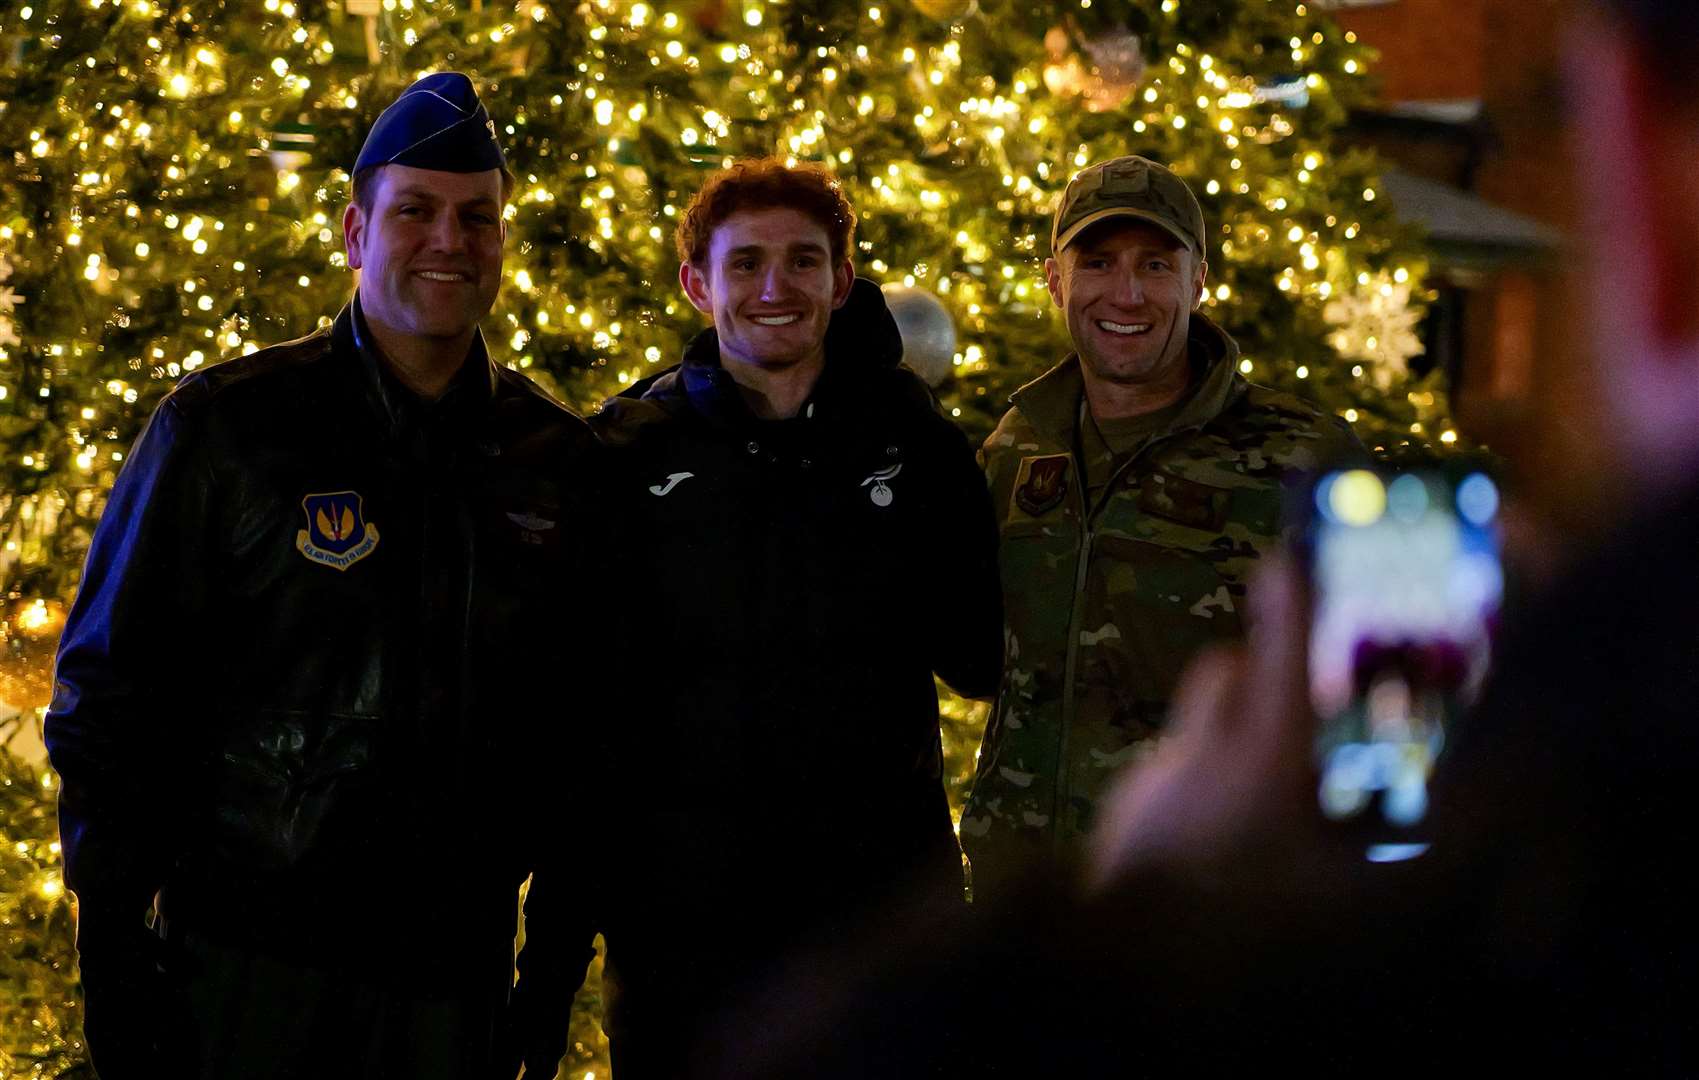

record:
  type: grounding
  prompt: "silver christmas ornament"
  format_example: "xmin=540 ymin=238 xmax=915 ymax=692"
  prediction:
xmin=882 ymin=284 xmax=957 ymax=387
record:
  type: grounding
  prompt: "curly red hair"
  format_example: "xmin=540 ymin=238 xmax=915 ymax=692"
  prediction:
xmin=675 ymin=157 xmax=857 ymax=266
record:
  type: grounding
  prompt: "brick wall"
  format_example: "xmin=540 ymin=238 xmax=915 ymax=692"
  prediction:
xmin=1332 ymin=0 xmax=1488 ymax=102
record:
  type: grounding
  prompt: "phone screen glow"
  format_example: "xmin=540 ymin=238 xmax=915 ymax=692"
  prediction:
xmin=1308 ymin=469 xmax=1503 ymax=829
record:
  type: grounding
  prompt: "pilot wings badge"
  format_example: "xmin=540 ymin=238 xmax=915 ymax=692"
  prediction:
xmin=506 ymin=510 xmax=558 ymax=546
xmin=296 ymin=491 xmax=380 ymax=571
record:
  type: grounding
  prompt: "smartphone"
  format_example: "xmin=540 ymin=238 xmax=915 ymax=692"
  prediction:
xmin=1296 ymin=464 xmax=1504 ymax=860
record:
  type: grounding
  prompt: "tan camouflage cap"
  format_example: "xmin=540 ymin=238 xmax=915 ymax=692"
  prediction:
xmin=1051 ymin=155 xmax=1206 ymax=258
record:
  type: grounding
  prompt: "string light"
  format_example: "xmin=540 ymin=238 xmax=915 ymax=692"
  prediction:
xmin=0 ymin=10 xmax=1444 ymax=1066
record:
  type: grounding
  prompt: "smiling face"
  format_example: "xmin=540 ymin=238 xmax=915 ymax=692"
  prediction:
xmin=1047 ymin=218 xmax=1207 ymax=401
xmin=680 ymin=206 xmax=854 ymax=375
xmin=342 ymin=164 xmax=506 ymax=349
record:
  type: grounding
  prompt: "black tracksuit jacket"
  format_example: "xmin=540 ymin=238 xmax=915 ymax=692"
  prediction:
xmin=549 ymin=280 xmax=1003 ymax=1073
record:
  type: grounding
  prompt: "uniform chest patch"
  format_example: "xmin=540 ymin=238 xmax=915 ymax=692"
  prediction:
xmin=1137 ymin=472 xmax=1231 ymax=531
xmin=862 ymin=463 xmax=902 ymax=507
xmin=506 ymin=510 xmax=557 ymax=546
xmin=296 ymin=491 xmax=379 ymax=571
xmin=1015 ymin=455 xmax=1070 ymax=516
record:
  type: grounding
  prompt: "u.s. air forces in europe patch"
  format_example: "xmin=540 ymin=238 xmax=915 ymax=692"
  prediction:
xmin=296 ymin=491 xmax=379 ymax=571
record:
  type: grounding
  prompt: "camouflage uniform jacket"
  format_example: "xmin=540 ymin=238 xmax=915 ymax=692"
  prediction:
xmin=960 ymin=313 xmax=1358 ymax=895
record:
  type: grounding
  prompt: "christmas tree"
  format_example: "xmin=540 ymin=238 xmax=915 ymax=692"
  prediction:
xmin=1 ymin=0 xmax=1444 ymax=1074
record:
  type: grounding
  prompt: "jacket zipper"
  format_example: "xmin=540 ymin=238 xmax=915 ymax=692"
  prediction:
xmin=1054 ymin=449 xmax=1093 ymax=854
xmin=1052 ymin=429 xmax=1176 ymax=852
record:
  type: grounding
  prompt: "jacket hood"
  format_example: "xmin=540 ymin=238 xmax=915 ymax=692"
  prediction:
xmin=601 ymin=277 xmax=917 ymax=434
xmin=1007 ymin=310 xmax=1243 ymax=448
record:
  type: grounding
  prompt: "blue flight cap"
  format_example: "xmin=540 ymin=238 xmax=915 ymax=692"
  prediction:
xmin=352 ymin=71 xmax=506 ymax=175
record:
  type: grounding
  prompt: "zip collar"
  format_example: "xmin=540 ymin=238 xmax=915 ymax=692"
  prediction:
xmin=345 ymin=292 xmax=499 ymax=433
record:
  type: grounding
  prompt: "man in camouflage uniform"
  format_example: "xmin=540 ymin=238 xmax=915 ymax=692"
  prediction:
xmin=960 ymin=155 xmax=1358 ymax=900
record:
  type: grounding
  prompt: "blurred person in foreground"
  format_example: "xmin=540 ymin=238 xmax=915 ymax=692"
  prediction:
xmin=1081 ymin=0 xmax=1699 ymax=1068
xmin=699 ymin=0 xmax=1699 ymax=1073
xmin=46 ymin=74 xmax=599 ymax=1078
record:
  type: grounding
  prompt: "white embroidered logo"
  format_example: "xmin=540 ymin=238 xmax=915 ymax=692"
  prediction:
xmin=861 ymin=463 xmax=902 ymax=507
xmin=505 ymin=512 xmax=556 ymax=532
xmin=649 ymin=471 xmax=695 ymax=497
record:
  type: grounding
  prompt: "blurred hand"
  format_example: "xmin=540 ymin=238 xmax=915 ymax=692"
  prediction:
xmin=1086 ymin=552 xmax=1317 ymax=891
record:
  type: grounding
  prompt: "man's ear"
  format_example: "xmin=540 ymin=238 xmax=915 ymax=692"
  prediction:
xmin=1193 ymin=258 xmax=1209 ymax=311
xmin=831 ymin=259 xmax=854 ymax=310
xmin=1044 ymin=256 xmax=1064 ymax=307
xmin=679 ymin=260 xmax=714 ymax=315
xmin=343 ymin=202 xmax=366 ymax=271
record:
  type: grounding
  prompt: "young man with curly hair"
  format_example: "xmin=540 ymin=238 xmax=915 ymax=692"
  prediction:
xmin=514 ymin=158 xmax=1002 ymax=1077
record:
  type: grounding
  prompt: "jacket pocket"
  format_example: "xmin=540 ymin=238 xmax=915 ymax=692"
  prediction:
xmin=997 ymin=515 xmax=1079 ymax=664
xmin=1081 ymin=534 xmax=1247 ymax=733
xmin=1135 ymin=471 xmax=1232 ymax=532
xmin=210 ymin=708 xmax=379 ymax=874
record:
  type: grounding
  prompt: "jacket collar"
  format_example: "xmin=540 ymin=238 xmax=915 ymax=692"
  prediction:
xmin=1008 ymin=311 xmax=1243 ymax=448
xmin=676 ymin=328 xmax=757 ymax=430
xmin=343 ymin=293 xmax=499 ymax=431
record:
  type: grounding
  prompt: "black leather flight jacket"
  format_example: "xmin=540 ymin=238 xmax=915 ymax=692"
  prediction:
xmin=46 ymin=300 xmax=600 ymax=984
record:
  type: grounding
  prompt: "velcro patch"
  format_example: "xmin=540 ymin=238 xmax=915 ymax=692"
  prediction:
xmin=1136 ymin=472 xmax=1230 ymax=531
xmin=1014 ymin=454 xmax=1070 ymax=517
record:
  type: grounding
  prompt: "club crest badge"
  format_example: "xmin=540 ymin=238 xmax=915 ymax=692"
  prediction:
xmin=506 ymin=510 xmax=557 ymax=546
xmin=296 ymin=491 xmax=380 ymax=571
xmin=862 ymin=463 xmax=902 ymax=507
xmin=1015 ymin=455 xmax=1070 ymax=516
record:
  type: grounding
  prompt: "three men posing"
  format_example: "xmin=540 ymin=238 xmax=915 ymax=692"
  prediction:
xmin=48 ymin=73 xmax=1348 ymax=1076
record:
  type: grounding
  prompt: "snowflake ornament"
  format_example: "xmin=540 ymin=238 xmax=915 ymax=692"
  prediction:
xmin=1323 ymin=271 xmax=1423 ymax=391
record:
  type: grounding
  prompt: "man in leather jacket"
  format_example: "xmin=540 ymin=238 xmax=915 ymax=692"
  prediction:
xmin=512 ymin=158 xmax=1003 ymax=1077
xmin=45 ymin=73 xmax=599 ymax=1078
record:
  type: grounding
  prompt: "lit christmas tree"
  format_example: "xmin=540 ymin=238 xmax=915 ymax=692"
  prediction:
xmin=1 ymin=0 xmax=1445 ymax=1073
